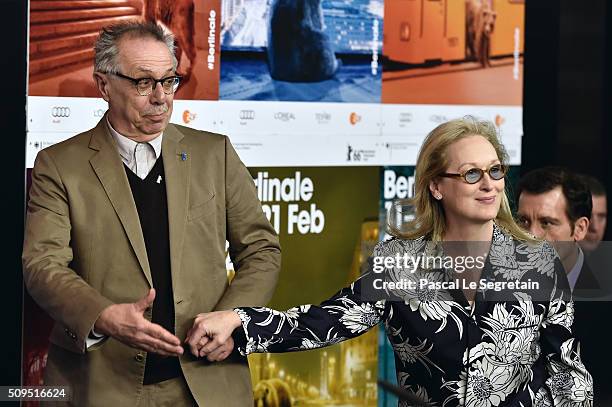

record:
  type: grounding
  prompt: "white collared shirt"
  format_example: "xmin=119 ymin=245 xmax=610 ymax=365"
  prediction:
xmin=567 ymin=246 xmax=585 ymax=291
xmin=107 ymin=118 xmax=163 ymax=179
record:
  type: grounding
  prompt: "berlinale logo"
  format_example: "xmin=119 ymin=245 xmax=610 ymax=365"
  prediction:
xmin=51 ymin=107 xmax=70 ymax=118
xmin=183 ymin=110 xmax=196 ymax=124
xmin=240 ymin=110 xmax=255 ymax=121
xmin=346 ymin=145 xmax=362 ymax=161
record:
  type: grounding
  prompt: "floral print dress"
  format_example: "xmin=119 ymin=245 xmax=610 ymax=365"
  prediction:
xmin=234 ymin=224 xmax=593 ymax=406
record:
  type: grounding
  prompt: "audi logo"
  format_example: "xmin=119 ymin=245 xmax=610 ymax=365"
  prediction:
xmin=239 ymin=110 xmax=255 ymax=120
xmin=93 ymin=109 xmax=105 ymax=118
xmin=51 ymin=107 xmax=71 ymax=118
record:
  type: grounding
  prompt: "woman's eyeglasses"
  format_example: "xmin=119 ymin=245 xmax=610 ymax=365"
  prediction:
xmin=441 ymin=164 xmax=507 ymax=184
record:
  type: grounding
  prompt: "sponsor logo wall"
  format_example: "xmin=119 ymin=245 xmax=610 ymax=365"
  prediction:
xmin=26 ymin=97 xmax=522 ymax=168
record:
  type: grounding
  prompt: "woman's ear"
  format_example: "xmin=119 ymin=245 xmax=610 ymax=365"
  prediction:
xmin=429 ymin=179 xmax=442 ymax=200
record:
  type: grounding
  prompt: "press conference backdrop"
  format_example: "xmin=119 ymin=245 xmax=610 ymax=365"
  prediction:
xmin=25 ymin=1 xmax=525 ymax=406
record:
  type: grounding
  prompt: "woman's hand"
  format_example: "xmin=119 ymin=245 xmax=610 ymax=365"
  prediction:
xmin=184 ymin=310 xmax=242 ymax=360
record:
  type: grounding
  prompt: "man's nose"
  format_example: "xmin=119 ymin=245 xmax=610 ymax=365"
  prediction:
xmin=149 ymin=82 xmax=166 ymax=103
xmin=528 ymin=224 xmax=544 ymax=239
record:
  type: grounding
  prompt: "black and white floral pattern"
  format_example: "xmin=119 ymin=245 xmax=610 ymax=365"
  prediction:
xmin=234 ymin=224 xmax=593 ymax=406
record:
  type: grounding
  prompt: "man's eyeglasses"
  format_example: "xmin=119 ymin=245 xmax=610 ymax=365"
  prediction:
xmin=108 ymin=72 xmax=181 ymax=96
xmin=441 ymin=164 xmax=507 ymax=184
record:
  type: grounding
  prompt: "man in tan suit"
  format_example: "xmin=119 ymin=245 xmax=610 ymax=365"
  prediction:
xmin=22 ymin=21 xmax=280 ymax=406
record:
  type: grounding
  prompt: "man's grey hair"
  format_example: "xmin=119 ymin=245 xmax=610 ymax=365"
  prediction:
xmin=94 ymin=21 xmax=177 ymax=74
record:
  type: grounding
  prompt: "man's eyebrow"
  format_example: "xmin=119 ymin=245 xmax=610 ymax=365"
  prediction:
xmin=133 ymin=67 xmax=175 ymax=76
xmin=538 ymin=216 xmax=560 ymax=224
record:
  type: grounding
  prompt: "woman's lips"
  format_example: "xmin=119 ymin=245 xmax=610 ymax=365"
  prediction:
xmin=476 ymin=196 xmax=496 ymax=204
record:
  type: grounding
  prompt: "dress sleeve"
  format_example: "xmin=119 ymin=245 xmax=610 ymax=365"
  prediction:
xmin=233 ymin=243 xmax=389 ymax=355
xmin=539 ymin=256 xmax=593 ymax=405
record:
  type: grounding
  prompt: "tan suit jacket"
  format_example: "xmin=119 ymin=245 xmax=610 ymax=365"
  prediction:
xmin=22 ymin=117 xmax=281 ymax=406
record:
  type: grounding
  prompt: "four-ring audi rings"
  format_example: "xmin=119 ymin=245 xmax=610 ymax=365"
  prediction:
xmin=51 ymin=107 xmax=71 ymax=118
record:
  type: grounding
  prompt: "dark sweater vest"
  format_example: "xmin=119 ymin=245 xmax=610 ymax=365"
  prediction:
xmin=124 ymin=157 xmax=181 ymax=384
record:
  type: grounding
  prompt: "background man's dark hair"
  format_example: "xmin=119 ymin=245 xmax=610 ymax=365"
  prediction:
xmin=580 ymin=174 xmax=607 ymax=197
xmin=516 ymin=166 xmax=592 ymax=227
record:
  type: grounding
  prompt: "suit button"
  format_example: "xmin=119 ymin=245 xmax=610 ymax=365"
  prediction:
xmin=65 ymin=329 xmax=76 ymax=340
xmin=135 ymin=353 xmax=145 ymax=362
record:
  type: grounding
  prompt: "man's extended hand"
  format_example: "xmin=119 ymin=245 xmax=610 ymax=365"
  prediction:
xmin=94 ymin=288 xmax=183 ymax=356
xmin=185 ymin=310 xmax=242 ymax=361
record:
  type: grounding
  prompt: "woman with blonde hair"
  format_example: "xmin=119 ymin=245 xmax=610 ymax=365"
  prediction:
xmin=187 ymin=117 xmax=592 ymax=406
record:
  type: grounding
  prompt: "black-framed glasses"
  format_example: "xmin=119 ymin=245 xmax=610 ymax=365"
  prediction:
xmin=441 ymin=164 xmax=507 ymax=184
xmin=109 ymin=72 xmax=181 ymax=96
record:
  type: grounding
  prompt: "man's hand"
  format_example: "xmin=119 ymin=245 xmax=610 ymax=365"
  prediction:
xmin=185 ymin=310 xmax=242 ymax=360
xmin=202 ymin=335 xmax=235 ymax=362
xmin=94 ymin=289 xmax=183 ymax=356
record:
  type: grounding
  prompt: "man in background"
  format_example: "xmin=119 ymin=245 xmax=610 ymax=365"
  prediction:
xmin=579 ymin=175 xmax=607 ymax=253
xmin=516 ymin=166 xmax=594 ymax=291
xmin=516 ymin=167 xmax=610 ymax=404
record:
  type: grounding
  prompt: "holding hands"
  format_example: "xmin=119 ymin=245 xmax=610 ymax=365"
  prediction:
xmin=95 ymin=290 xmax=242 ymax=362
xmin=185 ymin=310 xmax=243 ymax=361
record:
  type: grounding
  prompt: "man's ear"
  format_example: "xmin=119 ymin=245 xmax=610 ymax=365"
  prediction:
xmin=572 ymin=216 xmax=590 ymax=241
xmin=93 ymin=72 xmax=111 ymax=102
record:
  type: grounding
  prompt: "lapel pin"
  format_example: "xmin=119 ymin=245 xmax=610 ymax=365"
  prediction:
xmin=180 ymin=152 xmax=188 ymax=161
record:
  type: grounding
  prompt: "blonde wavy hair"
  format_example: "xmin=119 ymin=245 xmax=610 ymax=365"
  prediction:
xmin=389 ymin=116 xmax=536 ymax=243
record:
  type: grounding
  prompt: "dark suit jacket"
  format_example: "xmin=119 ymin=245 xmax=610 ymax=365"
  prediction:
xmin=22 ymin=117 xmax=281 ymax=406
xmin=573 ymin=259 xmax=612 ymax=404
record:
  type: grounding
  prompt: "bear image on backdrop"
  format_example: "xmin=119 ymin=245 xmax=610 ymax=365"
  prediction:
xmin=381 ymin=0 xmax=523 ymax=105
xmin=466 ymin=0 xmax=497 ymax=67
xmin=144 ymin=0 xmax=198 ymax=82
xmin=266 ymin=0 xmax=340 ymax=82
xmin=219 ymin=0 xmax=383 ymax=102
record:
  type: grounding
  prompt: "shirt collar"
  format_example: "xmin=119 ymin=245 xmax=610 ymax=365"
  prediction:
xmin=106 ymin=117 xmax=163 ymax=161
xmin=567 ymin=245 xmax=585 ymax=290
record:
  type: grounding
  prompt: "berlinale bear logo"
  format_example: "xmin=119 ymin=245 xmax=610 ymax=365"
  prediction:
xmin=267 ymin=0 xmax=340 ymax=82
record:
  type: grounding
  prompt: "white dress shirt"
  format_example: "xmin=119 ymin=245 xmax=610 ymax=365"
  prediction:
xmin=107 ymin=118 xmax=163 ymax=179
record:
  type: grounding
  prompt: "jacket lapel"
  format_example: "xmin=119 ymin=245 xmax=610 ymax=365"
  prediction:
xmin=88 ymin=118 xmax=153 ymax=286
xmin=161 ymin=124 xmax=190 ymax=281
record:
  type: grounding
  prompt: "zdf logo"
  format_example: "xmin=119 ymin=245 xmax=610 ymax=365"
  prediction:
xmin=183 ymin=110 xmax=196 ymax=124
xmin=51 ymin=107 xmax=71 ymax=118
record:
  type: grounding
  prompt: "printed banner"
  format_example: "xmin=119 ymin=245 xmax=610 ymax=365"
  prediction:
xmin=244 ymin=166 xmax=380 ymax=406
xmin=29 ymin=0 xmax=222 ymax=100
